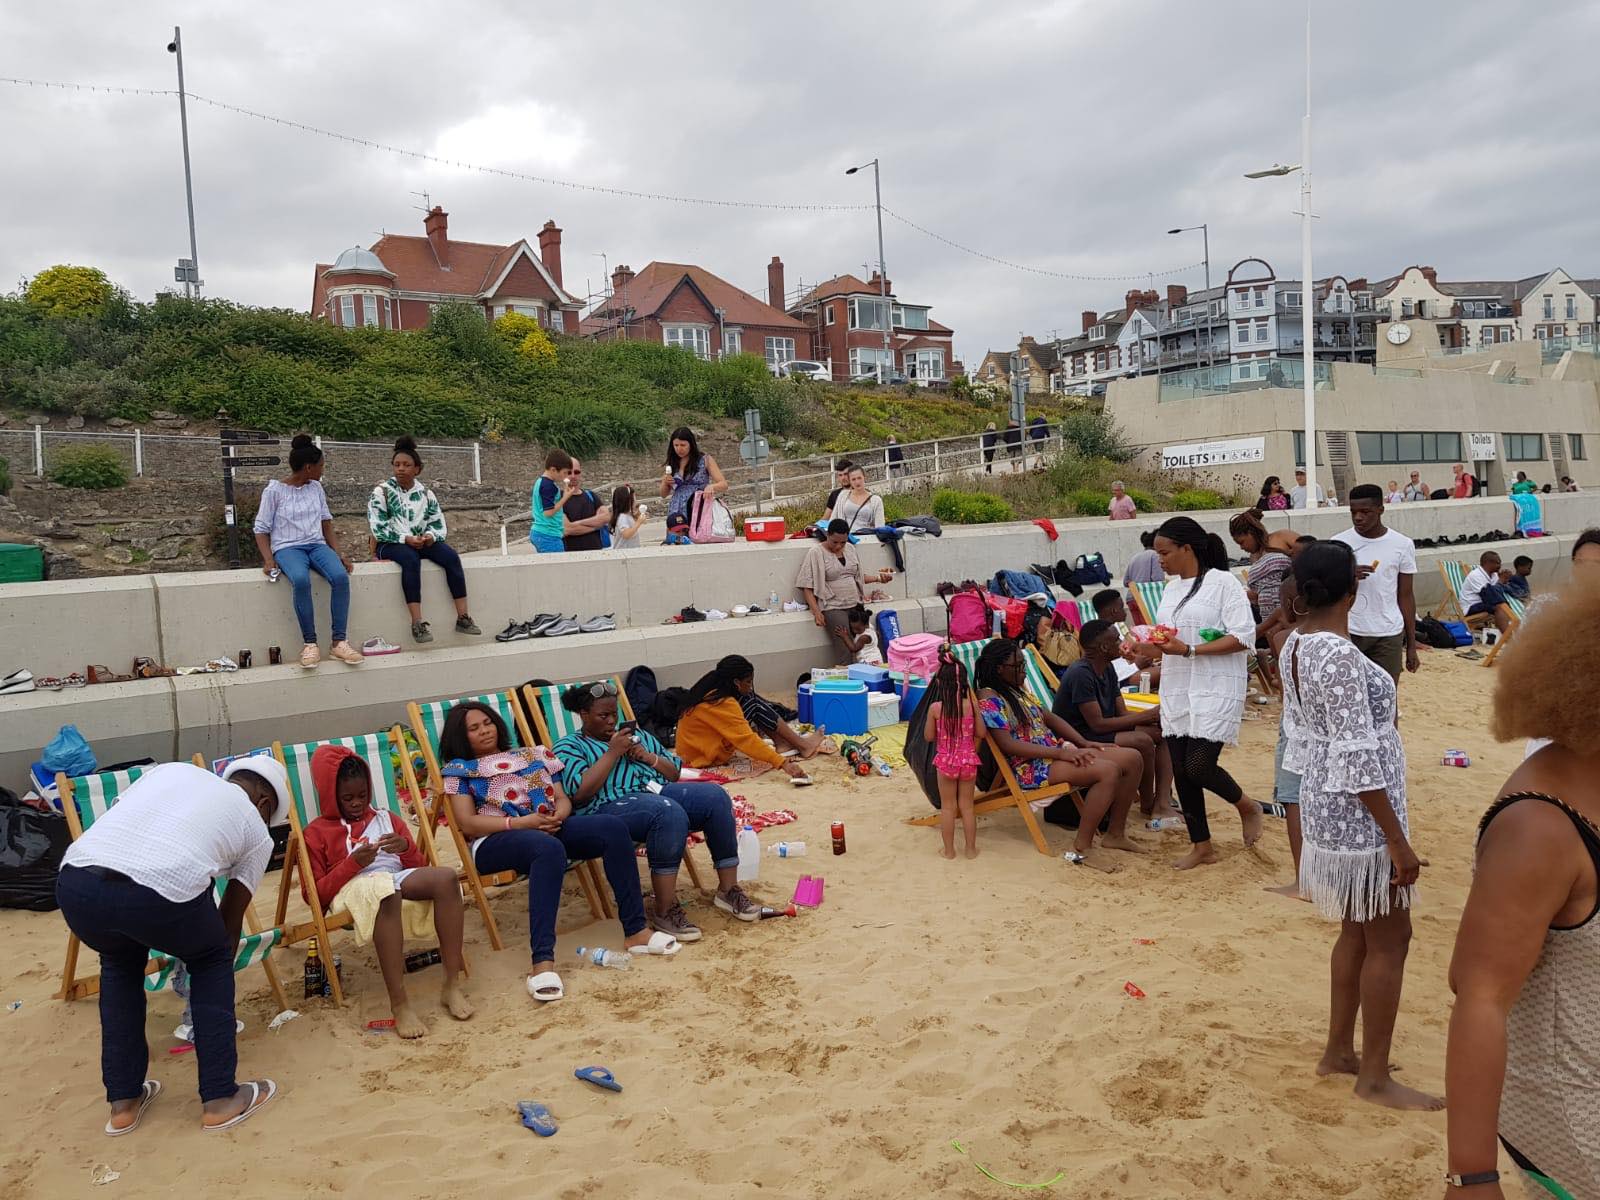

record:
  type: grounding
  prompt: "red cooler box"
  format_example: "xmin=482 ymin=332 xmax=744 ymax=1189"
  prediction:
xmin=744 ymin=516 xmax=786 ymax=542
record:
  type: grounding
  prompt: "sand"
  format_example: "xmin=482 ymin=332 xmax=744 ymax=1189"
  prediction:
xmin=0 ymin=647 xmax=1515 ymax=1198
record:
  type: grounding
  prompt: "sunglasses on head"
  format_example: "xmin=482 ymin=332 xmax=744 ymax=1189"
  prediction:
xmin=584 ymin=680 xmax=618 ymax=698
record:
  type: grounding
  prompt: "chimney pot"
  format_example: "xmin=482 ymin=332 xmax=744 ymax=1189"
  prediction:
xmin=423 ymin=206 xmax=449 ymax=268
xmin=1082 ymin=309 xmax=1097 ymax=333
xmin=1419 ymin=265 xmax=1438 ymax=285
xmin=1166 ymin=284 xmax=1188 ymax=308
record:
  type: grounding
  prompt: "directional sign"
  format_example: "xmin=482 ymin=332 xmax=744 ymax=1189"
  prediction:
xmin=220 ymin=429 xmax=278 ymax=444
xmin=224 ymin=455 xmax=281 ymax=468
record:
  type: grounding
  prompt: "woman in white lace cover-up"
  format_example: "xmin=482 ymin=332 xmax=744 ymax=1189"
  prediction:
xmin=1279 ymin=539 xmax=1443 ymax=1112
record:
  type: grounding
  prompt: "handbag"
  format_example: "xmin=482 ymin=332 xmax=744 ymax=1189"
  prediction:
xmin=688 ymin=490 xmax=734 ymax=544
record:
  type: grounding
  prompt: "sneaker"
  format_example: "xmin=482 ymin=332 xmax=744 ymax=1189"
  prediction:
xmin=578 ymin=614 xmax=616 ymax=633
xmin=524 ymin=613 xmax=561 ymax=637
xmin=650 ymin=902 xmax=702 ymax=943
xmin=0 ymin=669 xmax=35 ymax=695
xmin=781 ymin=600 xmax=806 ymax=613
xmin=361 ymin=636 xmax=401 ymax=656
xmin=328 ymin=640 xmax=365 ymax=666
xmin=542 ymin=617 xmax=581 ymax=637
xmin=411 ymin=621 xmax=434 ymax=644
xmin=745 ymin=605 xmax=767 ymax=615
xmin=455 ymin=615 xmax=482 ymax=636
xmin=299 ymin=644 xmax=321 ymax=670
xmin=495 ymin=620 xmax=532 ymax=643
xmin=704 ymin=608 xmax=728 ymax=621
xmin=679 ymin=606 xmax=706 ymax=623
xmin=714 ymin=886 xmax=760 ymax=923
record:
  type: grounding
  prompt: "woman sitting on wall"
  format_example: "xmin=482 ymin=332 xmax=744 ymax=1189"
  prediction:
xmin=368 ymin=436 xmax=481 ymax=644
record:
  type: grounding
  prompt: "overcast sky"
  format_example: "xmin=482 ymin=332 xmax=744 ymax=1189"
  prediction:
xmin=6 ymin=1 xmax=1599 ymax=365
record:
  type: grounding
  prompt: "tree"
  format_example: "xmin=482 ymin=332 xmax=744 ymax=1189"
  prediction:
xmin=25 ymin=264 xmax=115 ymax=320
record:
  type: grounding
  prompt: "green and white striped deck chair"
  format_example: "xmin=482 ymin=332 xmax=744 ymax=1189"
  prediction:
xmin=908 ymin=638 xmax=1075 ymax=855
xmin=1433 ymin=560 xmax=1525 ymax=666
xmin=55 ymin=761 xmax=288 ymax=1011
xmin=272 ymin=728 xmax=446 ymax=1006
xmin=1129 ymin=580 xmax=1169 ymax=626
xmin=522 ymin=679 xmax=710 ymax=896
xmin=407 ymin=690 xmax=607 ymax=946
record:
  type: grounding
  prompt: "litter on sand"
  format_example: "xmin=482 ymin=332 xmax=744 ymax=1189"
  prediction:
xmin=1132 ymin=938 xmax=1157 ymax=946
xmin=267 ymin=1009 xmax=300 ymax=1031
xmin=949 ymin=1141 xmax=1064 ymax=1190
xmin=1124 ymin=982 xmax=1147 ymax=1000
xmin=91 ymin=1165 xmax=121 ymax=1186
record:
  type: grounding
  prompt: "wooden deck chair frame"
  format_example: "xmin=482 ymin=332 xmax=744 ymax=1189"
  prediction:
xmin=522 ymin=678 xmax=710 ymax=899
xmin=271 ymin=726 xmax=460 ymax=1007
xmin=406 ymin=690 xmax=609 ymax=949
xmin=1433 ymin=560 xmax=1518 ymax=666
xmin=906 ymin=640 xmax=1080 ymax=855
xmin=56 ymin=756 xmax=290 ymax=1012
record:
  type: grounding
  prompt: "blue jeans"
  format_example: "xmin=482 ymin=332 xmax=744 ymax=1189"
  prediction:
xmin=1272 ymin=723 xmax=1301 ymax=806
xmin=274 ymin=542 xmax=349 ymax=644
xmin=375 ymin=540 xmax=466 ymax=604
xmin=471 ymin=814 xmax=645 ymax=963
xmin=598 ymin=783 xmax=739 ymax=875
xmin=56 ymin=865 xmax=240 ymax=1103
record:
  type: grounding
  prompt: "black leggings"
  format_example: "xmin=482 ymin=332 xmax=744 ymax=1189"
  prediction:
xmin=1167 ymin=735 xmax=1243 ymax=844
xmin=375 ymin=540 xmax=467 ymax=605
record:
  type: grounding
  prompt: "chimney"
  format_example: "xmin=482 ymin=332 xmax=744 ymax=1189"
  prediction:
xmin=867 ymin=270 xmax=892 ymax=296
xmin=538 ymin=220 xmax=564 ymax=288
xmin=1082 ymin=309 xmax=1097 ymax=333
xmin=1166 ymin=284 xmax=1188 ymax=308
xmin=611 ymin=264 xmax=635 ymax=296
xmin=1419 ymin=266 xmax=1438 ymax=286
xmin=423 ymin=206 xmax=449 ymax=267
xmin=767 ymin=256 xmax=786 ymax=310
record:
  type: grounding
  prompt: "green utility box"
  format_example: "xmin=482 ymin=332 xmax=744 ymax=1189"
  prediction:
xmin=0 ymin=543 xmax=45 ymax=583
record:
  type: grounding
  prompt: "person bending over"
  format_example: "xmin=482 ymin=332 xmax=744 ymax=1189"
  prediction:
xmin=727 ymin=657 xmax=829 ymax=759
xmin=675 ymin=656 xmax=812 ymax=782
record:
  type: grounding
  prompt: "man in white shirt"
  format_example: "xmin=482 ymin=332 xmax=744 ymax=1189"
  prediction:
xmin=1459 ymin=550 xmax=1514 ymax=637
xmin=1332 ymin=483 xmax=1420 ymax=681
xmin=1288 ymin=468 xmax=1328 ymax=510
xmin=56 ymin=759 xmax=287 ymax=1135
xmin=1401 ymin=471 xmax=1428 ymax=502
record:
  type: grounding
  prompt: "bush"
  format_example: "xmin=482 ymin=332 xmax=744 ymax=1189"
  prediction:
xmin=1126 ymin=486 xmax=1155 ymax=511
xmin=1069 ymin=488 xmax=1109 ymax=516
xmin=0 ymin=456 xmax=10 ymax=496
xmin=50 ymin=445 xmax=128 ymax=490
xmin=26 ymin=265 xmax=116 ymax=320
xmin=1173 ymin=488 xmax=1227 ymax=511
xmin=207 ymin=496 xmax=261 ymax=565
xmin=932 ymin=488 xmax=1014 ymax=524
xmin=1059 ymin=409 xmax=1134 ymax=462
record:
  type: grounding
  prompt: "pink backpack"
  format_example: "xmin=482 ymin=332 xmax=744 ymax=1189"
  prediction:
xmin=946 ymin=588 xmax=990 ymax=643
xmin=888 ymin=633 xmax=942 ymax=683
xmin=688 ymin=489 xmax=734 ymax=544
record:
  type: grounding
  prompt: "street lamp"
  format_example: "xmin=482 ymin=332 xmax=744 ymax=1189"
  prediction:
xmin=1246 ymin=9 xmax=1318 ymax=505
xmin=845 ymin=159 xmax=893 ymax=382
xmin=1166 ymin=224 xmax=1212 ymax=370
xmin=167 ymin=27 xmax=202 ymax=299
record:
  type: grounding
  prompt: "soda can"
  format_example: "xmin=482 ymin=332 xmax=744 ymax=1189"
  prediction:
xmin=238 ymin=649 xmax=252 ymax=669
xmin=268 ymin=646 xmax=282 ymax=666
xmin=830 ymin=821 xmax=846 ymax=855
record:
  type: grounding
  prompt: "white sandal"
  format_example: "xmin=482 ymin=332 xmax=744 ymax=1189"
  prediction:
xmin=105 ymin=1079 xmax=160 ymax=1137
xmin=527 ymin=971 xmax=564 ymax=1002
xmin=627 ymin=931 xmax=681 ymax=957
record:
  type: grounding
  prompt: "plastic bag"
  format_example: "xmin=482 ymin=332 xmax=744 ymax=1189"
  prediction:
xmin=41 ymin=725 xmax=96 ymax=779
xmin=0 ymin=789 xmax=70 ymax=911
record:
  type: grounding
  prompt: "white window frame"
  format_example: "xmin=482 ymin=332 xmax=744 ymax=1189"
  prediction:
xmin=826 ymin=307 xmax=837 ymax=325
xmin=1236 ymin=324 xmax=1249 ymax=345
xmin=723 ymin=328 xmax=743 ymax=356
xmin=384 ymin=297 xmax=393 ymax=329
xmin=1254 ymin=321 xmax=1269 ymax=343
xmin=1089 ymin=324 xmax=1105 ymax=339
xmin=663 ymin=324 xmax=711 ymax=359
xmin=1254 ymin=288 xmax=1267 ymax=309
xmin=1567 ymin=294 xmax=1577 ymax=320
xmin=1284 ymin=291 xmax=1301 ymax=308
xmin=848 ymin=346 xmax=892 ymax=379
xmin=905 ymin=348 xmax=944 ymax=380
xmin=361 ymin=295 xmax=379 ymax=327
xmin=764 ymin=336 xmax=796 ymax=368
xmin=847 ymin=297 xmax=889 ymax=331
xmin=339 ymin=295 xmax=356 ymax=327
xmin=1543 ymin=295 xmax=1554 ymax=319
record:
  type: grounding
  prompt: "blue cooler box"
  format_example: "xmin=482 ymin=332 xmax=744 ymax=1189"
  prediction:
xmin=796 ymin=682 xmax=813 ymax=725
xmin=847 ymin=664 xmax=892 ymax=693
xmin=811 ymin=682 xmax=869 ymax=736
xmin=898 ymin=676 xmax=929 ymax=721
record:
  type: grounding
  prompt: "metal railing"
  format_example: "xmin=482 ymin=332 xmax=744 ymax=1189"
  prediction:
xmin=1156 ymin=357 xmax=1334 ymax=402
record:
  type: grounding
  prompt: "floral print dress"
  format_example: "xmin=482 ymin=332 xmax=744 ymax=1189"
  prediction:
xmin=440 ymin=748 xmax=562 ymax=825
xmin=1280 ymin=630 xmax=1412 ymax=922
xmin=978 ymin=693 xmax=1057 ymax=790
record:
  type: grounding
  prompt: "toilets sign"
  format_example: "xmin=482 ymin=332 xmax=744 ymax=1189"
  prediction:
xmin=1160 ymin=436 xmax=1265 ymax=470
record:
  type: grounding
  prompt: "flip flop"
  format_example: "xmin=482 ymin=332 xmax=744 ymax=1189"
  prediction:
xmin=202 ymin=1079 xmax=276 ymax=1133
xmin=105 ymin=1079 xmax=160 ymax=1137
xmin=517 ymin=1100 xmax=558 ymax=1137
xmin=526 ymin=972 xmax=564 ymax=1002
xmin=627 ymin=930 xmax=681 ymax=957
xmin=574 ymin=1066 xmax=623 ymax=1093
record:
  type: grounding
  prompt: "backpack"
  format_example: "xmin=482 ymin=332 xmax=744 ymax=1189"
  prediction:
xmin=1035 ymin=617 xmax=1082 ymax=671
xmin=688 ymin=489 xmax=734 ymax=544
xmin=1415 ymin=616 xmax=1460 ymax=650
xmin=887 ymin=633 xmax=943 ymax=683
xmin=875 ymin=609 xmax=902 ymax=651
xmin=584 ymin=490 xmax=612 ymax=549
xmin=624 ymin=665 xmax=658 ymax=725
xmin=1066 ymin=553 xmax=1112 ymax=589
xmin=946 ymin=588 xmax=990 ymax=643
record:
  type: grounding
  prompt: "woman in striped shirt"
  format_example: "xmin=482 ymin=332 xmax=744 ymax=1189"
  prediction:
xmin=252 ymin=435 xmax=363 ymax=669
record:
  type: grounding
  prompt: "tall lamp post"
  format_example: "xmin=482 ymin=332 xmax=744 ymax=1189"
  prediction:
xmin=1246 ymin=11 xmax=1316 ymax=504
xmin=1166 ymin=224 xmax=1211 ymax=370
xmin=845 ymin=159 xmax=892 ymax=382
xmin=166 ymin=27 xmax=202 ymax=298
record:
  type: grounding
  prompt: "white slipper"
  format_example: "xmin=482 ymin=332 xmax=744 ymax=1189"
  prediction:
xmin=105 ymin=1079 xmax=160 ymax=1137
xmin=202 ymin=1079 xmax=276 ymax=1133
xmin=626 ymin=930 xmax=681 ymax=957
xmin=527 ymin=971 xmax=564 ymax=1002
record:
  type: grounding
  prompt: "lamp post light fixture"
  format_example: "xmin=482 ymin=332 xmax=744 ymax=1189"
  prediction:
xmin=166 ymin=27 xmax=202 ymax=299
xmin=1166 ymin=224 xmax=1212 ymax=369
xmin=845 ymin=159 xmax=893 ymax=382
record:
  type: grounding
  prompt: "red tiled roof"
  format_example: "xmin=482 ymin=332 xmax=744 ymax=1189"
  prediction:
xmin=590 ymin=262 xmax=805 ymax=331
xmin=369 ymin=233 xmax=517 ymax=297
xmin=925 ymin=318 xmax=952 ymax=334
xmin=798 ymin=273 xmax=881 ymax=304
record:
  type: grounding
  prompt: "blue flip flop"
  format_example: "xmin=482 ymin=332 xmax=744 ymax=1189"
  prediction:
xmin=517 ymin=1100 xmax=558 ymax=1137
xmin=574 ymin=1065 xmax=622 ymax=1093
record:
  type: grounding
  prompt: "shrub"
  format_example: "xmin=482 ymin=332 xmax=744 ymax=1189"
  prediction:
xmin=0 ymin=455 xmax=10 ymax=496
xmin=1069 ymin=488 xmax=1109 ymax=516
xmin=26 ymin=265 xmax=116 ymax=320
xmin=50 ymin=445 xmax=128 ymax=490
xmin=207 ymin=496 xmax=261 ymax=565
xmin=1126 ymin=486 xmax=1155 ymax=511
xmin=1173 ymin=488 xmax=1227 ymax=511
xmin=931 ymin=488 xmax=1014 ymax=524
xmin=1059 ymin=409 xmax=1134 ymax=462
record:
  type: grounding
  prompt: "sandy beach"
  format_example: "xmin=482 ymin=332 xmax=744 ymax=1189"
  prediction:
xmin=0 ymin=646 xmax=1514 ymax=1198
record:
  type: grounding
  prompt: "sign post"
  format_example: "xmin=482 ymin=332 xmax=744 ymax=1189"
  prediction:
xmin=220 ymin=426 xmax=280 ymax=568
xmin=739 ymin=408 xmax=770 ymax=513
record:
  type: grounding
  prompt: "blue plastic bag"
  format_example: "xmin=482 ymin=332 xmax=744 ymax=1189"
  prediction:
xmin=40 ymin=725 xmax=96 ymax=779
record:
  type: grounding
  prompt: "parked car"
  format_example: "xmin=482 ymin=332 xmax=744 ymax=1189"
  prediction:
xmin=776 ymin=359 xmax=831 ymax=382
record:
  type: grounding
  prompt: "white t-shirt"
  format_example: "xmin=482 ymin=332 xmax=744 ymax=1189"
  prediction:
xmin=1332 ymin=527 xmax=1417 ymax=637
xmin=1289 ymin=483 xmax=1327 ymax=509
xmin=1460 ymin=565 xmax=1494 ymax=610
xmin=614 ymin=513 xmax=639 ymax=551
xmin=60 ymin=762 xmax=273 ymax=903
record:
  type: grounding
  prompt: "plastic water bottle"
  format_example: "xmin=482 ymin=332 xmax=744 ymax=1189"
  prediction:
xmin=992 ymin=609 xmax=1004 ymax=637
xmin=768 ymin=840 xmax=807 ymax=857
xmin=575 ymin=946 xmax=631 ymax=969
xmin=737 ymin=824 xmax=761 ymax=881
xmin=769 ymin=590 xmax=780 ymax=608
xmin=1138 ymin=669 xmax=1151 ymax=694
xmin=871 ymin=755 xmax=892 ymax=777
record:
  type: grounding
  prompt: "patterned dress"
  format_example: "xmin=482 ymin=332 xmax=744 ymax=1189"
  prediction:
xmin=1280 ymin=630 xmax=1412 ymax=922
xmin=666 ymin=458 xmax=711 ymax=523
xmin=978 ymin=693 xmax=1056 ymax=790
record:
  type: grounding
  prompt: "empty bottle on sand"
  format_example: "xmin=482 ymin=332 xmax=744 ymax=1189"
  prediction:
xmin=575 ymin=946 xmax=631 ymax=969
xmin=768 ymin=841 xmax=806 ymax=858
xmin=737 ymin=824 xmax=762 ymax=881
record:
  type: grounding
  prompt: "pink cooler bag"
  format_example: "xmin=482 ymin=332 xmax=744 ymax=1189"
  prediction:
xmin=887 ymin=633 xmax=942 ymax=685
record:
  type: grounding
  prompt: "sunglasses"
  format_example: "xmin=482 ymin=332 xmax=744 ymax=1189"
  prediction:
xmin=583 ymin=680 xmax=619 ymax=698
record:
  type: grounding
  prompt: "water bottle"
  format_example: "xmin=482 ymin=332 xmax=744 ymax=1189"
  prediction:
xmin=871 ymin=755 xmax=892 ymax=777
xmin=1138 ymin=669 xmax=1151 ymax=695
xmin=768 ymin=840 xmax=807 ymax=857
xmin=769 ymin=590 xmax=780 ymax=608
xmin=574 ymin=945 xmax=631 ymax=969
xmin=991 ymin=609 xmax=1004 ymax=637
xmin=737 ymin=824 xmax=761 ymax=881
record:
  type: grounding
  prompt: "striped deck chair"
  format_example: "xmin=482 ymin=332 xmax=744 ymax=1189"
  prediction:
xmin=1434 ymin=560 xmax=1521 ymax=666
xmin=273 ymin=728 xmax=453 ymax=1006
xmin=1129 ymin=580 xmax=1168 ymax=626
xmin=55 ymin=760 xmax=288 ymax=1011
xmin=905 ymin=638 xmax=1080 ymax=855
xmin=407 ymin=690 xmax=608 ymax=948
xmin=522 ymin=679 xmax=709 ymax=897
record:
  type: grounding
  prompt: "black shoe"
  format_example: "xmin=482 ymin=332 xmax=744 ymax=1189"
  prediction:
xmin=680 ymin=606 xmax=706 ymax=623
xmin=494 ymin=620 xmax=532 ymax=643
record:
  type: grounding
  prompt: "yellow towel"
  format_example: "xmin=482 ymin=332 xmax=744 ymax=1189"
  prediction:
xmin=332 ymin=872 xmax=435 ymax=944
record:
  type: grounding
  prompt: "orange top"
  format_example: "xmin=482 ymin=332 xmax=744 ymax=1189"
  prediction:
xmin=674 ymin=697 xmax=785 ymax=769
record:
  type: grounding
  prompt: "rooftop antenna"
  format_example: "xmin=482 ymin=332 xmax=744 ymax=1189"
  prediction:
xmin=410 ymin=190 xmax=433 ymax=213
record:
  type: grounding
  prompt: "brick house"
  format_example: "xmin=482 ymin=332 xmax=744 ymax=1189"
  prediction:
xmin=788 ymin=273 xmax=957 ymax=384
xmin=579 ymin=256 xmax=811 ymax=369
xmin=973 ymin=350 xmax=1012 ymax=387
xmin=310 ymin=206 xmax=584 ymax=332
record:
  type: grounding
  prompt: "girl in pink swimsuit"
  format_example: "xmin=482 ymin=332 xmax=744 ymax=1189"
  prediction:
xmin=926 ymin=650 xmax=982 ymax=859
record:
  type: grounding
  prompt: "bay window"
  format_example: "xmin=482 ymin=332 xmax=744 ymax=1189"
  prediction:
xmin=663 ymin=325 xmax=711 ymax=359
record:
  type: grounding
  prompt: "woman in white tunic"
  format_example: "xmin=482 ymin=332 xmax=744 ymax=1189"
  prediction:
xmin=1150 ymin=517 xmax=1264 ymax=869
xmin=1280 ymin=540 xmax=1440 ymax=1112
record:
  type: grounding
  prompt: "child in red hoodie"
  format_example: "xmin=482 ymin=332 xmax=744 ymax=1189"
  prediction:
xmin=304 ymin=744 xmax=473 ymax=1038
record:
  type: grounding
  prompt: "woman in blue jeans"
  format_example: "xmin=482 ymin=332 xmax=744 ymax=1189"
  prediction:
xmin=252 ymin=435 xmax=363 ymax=669
xmin=553 ymin=682 xmax=758 ymax=943
xmin=437 ymin=702 xmax=678 ymax=1005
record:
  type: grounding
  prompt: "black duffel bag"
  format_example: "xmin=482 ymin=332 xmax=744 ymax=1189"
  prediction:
xmin=0 ymin=788 xmax=70 ymax=911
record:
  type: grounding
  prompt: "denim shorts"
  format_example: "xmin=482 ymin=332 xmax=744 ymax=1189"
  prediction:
xmin=1272 ymin=729 xmax=1301 ymax=806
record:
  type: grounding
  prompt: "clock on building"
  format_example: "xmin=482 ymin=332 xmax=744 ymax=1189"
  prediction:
xmin=1386 ymin=323 xmax=1412 ymax=345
